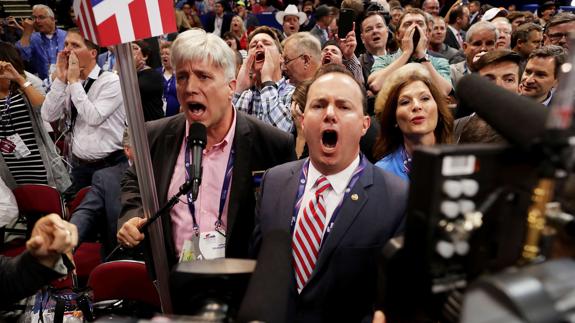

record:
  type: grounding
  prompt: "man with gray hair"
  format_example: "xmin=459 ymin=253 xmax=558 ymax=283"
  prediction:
xmin=282 ymin=32 xmax=322 ymax=86
xmin=450 ymin=20 xmax=497 ymax=87
xmin=15 ymin=4 xmax=67 ymax=81
xmin=117 ymin=29 xmax=295 ymax=267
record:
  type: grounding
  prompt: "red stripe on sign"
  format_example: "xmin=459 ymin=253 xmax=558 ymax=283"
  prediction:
xmin=85 ymin=0 xmax=99 ymax=43
xmin=129 ymin=0 xmax=151 ymax=40
xmin=98 ymin=16 xmax=121 ymax=47
xmin=158 ymin=0 xmax=177 ymax=34
xmin=78 ymin=1 xmax=90 ymax=41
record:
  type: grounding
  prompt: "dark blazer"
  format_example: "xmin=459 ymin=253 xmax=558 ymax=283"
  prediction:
xmin=204 ymin=12 xmax=233 ymax=35
xmin=0 ymin=252 xmax=63 ymax=307
xmin=71 ymin=161 xmax=129 ymax=258
xmin=251 ymin=159 xmax=408 ymax=323
xmin=120 ymin=112 xmax=296 ymax=268
xmin=444 ymin=26 xmax=462 ymax=50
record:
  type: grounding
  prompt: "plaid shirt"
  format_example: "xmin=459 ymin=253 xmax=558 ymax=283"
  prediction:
xmin=342 ymin=55 xmax=365 ymax=86
xmin=232 ymin=77 xmax=295 ymax=133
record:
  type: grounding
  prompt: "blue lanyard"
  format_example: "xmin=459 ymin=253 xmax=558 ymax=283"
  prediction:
xmin=290 ymin=155 xmax=366 ymax=246
xmin=184 ymin=139 xmax=235 ymax=236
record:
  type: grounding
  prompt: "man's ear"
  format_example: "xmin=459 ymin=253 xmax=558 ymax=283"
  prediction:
xmin=228 ymin=79 xmax=237 ymax=99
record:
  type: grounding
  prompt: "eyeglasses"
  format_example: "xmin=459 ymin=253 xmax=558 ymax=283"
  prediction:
xmin=31 ymin=15 xmax=48 ymax=21
xmin=548 ymin=32 xmax=569 ymax=42
xmin=283 ymin=54 xmax=304 ymax=65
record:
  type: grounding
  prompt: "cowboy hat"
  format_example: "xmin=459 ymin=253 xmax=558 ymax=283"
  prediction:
xmin=276 ymin=4 xmax=307 ymax=25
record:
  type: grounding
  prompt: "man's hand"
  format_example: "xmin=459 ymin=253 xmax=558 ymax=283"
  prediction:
xmin=67 ymin=51 xmax=81 ymax=84
xmin=117 ymin=217 xmax=147 ymax=248
xmin=236 ymin=51 xmax=255 ymax=93
xmin=21 ymin=17 xmax=34 ymax=35
xmin=413 ymin=25 xmax=428 ymax=59
xmin=372 ymin=311 xmax=386 ymax=323
xmin=338 ymin=23 xmax=357 ymax=60
xmin=26 ymin=214 xmax=78 ymax=269
xmin=55 ymin=51 xmax=68 ymax=82
xmin=400 ymin=24 xmax=416 ymax=56
xmin=291 ymin=101 xmax=303 ymax=133
xmin=260 ymin=47 xmax=280 ymax=83
xmin=6 ymin=17 xmax=23 ymax=31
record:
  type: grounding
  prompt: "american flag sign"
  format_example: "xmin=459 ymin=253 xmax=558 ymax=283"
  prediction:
xmin=73 ymin=0 xmax=177 ymax=47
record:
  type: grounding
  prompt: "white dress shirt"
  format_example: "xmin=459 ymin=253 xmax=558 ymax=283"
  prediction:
xmin=0 ymin=177 xmax=18 ymax=228
xmin=296 ymin=155 xmax=360 ymax=239
xmin=41 ymin=65 xmax=126 ymax=160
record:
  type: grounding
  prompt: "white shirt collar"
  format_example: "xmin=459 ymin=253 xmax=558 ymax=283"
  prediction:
xmin=86 ymin=64 xmax=101 ymax=80
xmin=307 ymin=154 xmax=360 ymax=195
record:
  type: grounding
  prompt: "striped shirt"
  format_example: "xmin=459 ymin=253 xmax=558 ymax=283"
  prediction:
xmin=0 ymin=92 xmax=48 ymax=185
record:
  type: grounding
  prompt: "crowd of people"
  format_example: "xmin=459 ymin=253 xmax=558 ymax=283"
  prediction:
xmin=1 ymin=0 xmax=574 ymax=321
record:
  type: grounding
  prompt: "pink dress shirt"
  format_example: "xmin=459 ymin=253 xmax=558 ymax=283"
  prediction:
xmin=169 ymin=111 xmax=237 ymax=256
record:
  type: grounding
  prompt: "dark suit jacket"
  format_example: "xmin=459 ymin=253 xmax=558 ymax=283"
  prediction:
xmin=204 ymin=13 xmax=233 ymax=35
xmin=444 ymin=27 xmax=462 ymax=50
xmin=71 ymin=161 xmax=129 ymax=258
xmin=120 ymin=112 xmax=295 ymax=268
xmin=251 ymin=159 xmax=408 ymax=323
xmin=0 ymin=252 xmax=63 ymax=307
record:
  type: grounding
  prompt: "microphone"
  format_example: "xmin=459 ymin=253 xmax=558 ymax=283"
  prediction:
xmin=456 ymin=74 xmax=549 ymax=150
xmin=189 ymin=122 xmax=207 ymax=202
xmin=237 ymin=230 xmax=293 ymax=323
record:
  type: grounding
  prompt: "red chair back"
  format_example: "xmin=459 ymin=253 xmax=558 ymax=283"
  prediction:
xmin=87 ymin=260 xmax=160 ymax=308
xmin=12 ymin=184 xmax=65 ymax=219
xmin=67 ymin=186 xmax=91 ymax=218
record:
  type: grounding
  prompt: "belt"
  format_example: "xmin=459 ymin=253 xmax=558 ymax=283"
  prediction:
xmin=73 ymin=150 xmax=124 ymax=167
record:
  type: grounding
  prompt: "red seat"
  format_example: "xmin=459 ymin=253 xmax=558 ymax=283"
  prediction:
xmin=66 ymin=186 xmax=91 ymax=219
xmin=1 ymin=184 xmax=65 ymax=256
xmin=87 ymin=260 xmax=160 ymax=308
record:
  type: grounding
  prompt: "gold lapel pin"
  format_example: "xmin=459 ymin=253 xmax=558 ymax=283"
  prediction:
xmin=351 ymin=194 xmax=359 ymax=201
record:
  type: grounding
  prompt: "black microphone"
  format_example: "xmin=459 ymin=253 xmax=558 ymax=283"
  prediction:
xmin=456 ymin=74 xmax=549 ymax=150
xmin=189 ymin=122 xmax=207 ymax=202
xmin=237 ymin=230 xmax=293 ymax=323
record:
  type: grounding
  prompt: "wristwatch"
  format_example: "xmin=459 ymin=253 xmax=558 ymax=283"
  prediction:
xmin=411 ymin=54 xmax=430 ymax=63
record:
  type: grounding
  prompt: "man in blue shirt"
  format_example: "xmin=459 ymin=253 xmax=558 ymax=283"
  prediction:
xmin=16 ymin=5 xmax=67 ymax=81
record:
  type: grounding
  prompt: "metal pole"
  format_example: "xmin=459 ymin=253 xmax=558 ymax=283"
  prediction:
xmin=114 ymin=43 xmax=173 ymax=313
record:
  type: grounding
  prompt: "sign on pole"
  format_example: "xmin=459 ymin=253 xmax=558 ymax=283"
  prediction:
xmin=74 ymin=0 xmax=177 ymax=46
xmin=73 ymin=0 xmax=178 ymax=313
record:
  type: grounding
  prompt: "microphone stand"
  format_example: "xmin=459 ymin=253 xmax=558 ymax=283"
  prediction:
xmin=105 ymin=181 xmax=194 ymax=262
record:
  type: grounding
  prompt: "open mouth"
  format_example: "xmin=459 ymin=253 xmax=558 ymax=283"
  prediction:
xmin=321 ymin=130 xmax=338 ymax=148
xmin=373 ymin=36 xmax=381 ymax=42
xmin=187 ymin=102 xmax=206 ymax=116
xmin=255 ymin=51 xmax=265 ymax=62
xmin=322 ymin=56 xmax=332 ymax=64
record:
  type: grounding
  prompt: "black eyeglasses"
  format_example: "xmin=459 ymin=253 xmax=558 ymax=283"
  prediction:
xmin=283 ymin=54 xmax=304 ymax=65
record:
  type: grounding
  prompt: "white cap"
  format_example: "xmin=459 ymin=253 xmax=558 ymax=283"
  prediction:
xmin=481 ymin=7 xmax=508 ymax=22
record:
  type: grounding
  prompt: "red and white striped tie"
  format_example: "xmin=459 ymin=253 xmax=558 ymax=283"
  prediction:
xmin=292 ymin=175 xmax=331 ymax=293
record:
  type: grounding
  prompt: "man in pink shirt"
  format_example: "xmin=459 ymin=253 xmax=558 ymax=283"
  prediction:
xmin=117 ymin=29 xmax=295 ymax=267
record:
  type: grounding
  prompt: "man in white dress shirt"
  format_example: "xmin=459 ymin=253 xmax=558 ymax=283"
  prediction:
xmin=41 ymin=28 xmax=126 ymax=194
